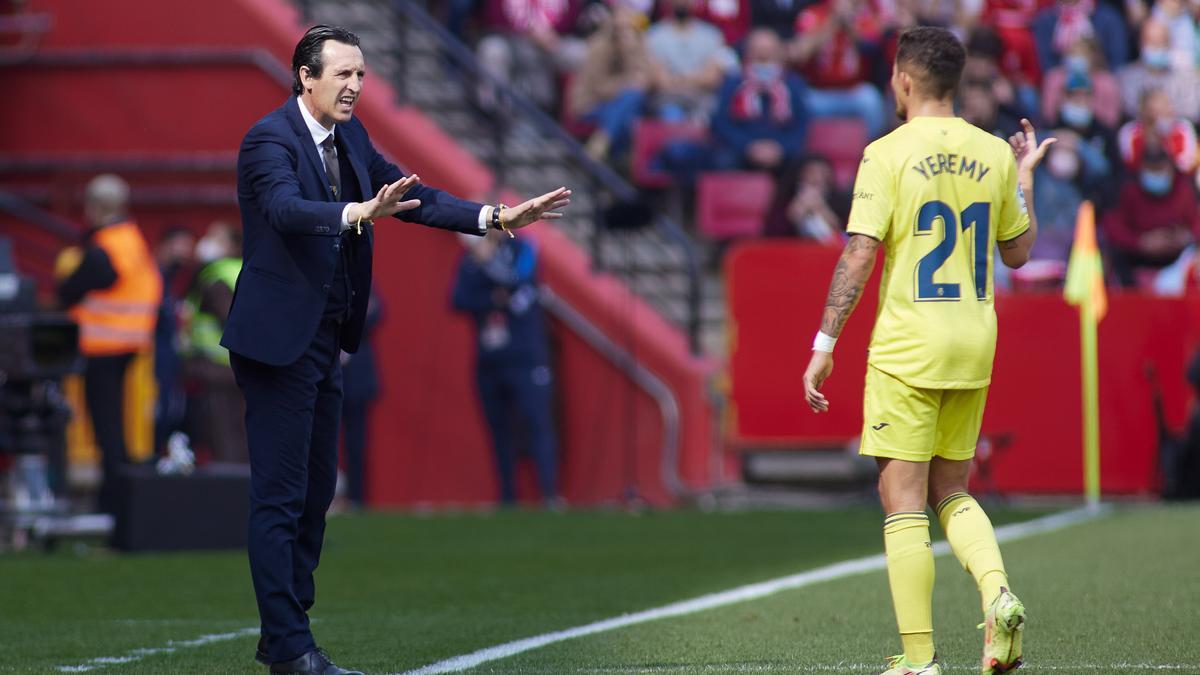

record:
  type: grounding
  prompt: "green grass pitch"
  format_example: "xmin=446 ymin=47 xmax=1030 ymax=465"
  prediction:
xmin=2 ymin=503 xmax=1197 ymax=674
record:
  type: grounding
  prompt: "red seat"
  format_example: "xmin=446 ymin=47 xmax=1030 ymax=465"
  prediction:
xmin=631 ymin=119 xmax=709 ymax=189
xmin=805 ymin=117 xmax=869 ymax=189
xmin=695 ymin=171 xmax=774 ymax=239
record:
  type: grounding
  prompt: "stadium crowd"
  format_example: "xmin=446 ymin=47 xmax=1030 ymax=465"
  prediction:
xmin=447 ymin=0 xmax=1200 ymax=291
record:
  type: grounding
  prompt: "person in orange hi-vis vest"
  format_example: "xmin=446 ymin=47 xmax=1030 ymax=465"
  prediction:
xmin=56 ymin=174 xmax=162 ymax=515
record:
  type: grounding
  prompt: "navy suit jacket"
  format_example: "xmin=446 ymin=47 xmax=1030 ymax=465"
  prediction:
xmin=222 ymin=99 xmax=485 ymax=366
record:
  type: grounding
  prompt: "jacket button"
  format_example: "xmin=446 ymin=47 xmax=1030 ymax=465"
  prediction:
xmin=333 ymin=241 xmax=341 ymax=251
xmin=322 ymin=284 xmax=331 ymax=292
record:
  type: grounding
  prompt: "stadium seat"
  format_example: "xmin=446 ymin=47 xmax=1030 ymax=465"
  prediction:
xmin=695 ymin=171 xmax=774 ymax=239
xmin=631 ymin=119 xmax=709 ymax=189
xmin=805 ymin=117 xmax=869 ymax=189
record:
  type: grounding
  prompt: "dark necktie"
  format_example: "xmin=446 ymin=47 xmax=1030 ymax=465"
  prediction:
xmin=320 ymin=135 xmax=341 ymax=199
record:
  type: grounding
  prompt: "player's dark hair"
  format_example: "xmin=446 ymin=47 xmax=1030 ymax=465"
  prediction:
xmin=292 ymin=25 xmax=361 ymax=96
xmin=896 ymin=26 xmax=966 ymax=100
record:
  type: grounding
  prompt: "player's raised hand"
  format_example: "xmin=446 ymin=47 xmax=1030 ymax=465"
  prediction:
xmin=804 ymin=350 xmax=834 ymax=413
xmin=499 ymin=187 xmax=572 ymax=231
xmin=1009 ymin=118 xmax=1056 ymax=177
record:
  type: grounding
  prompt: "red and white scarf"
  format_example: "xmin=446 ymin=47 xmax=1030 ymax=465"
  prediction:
xmin=1053 ymin=0 xmax=1095 ymax=55
xmin=730 ymin=70 xmax=792 ymax=123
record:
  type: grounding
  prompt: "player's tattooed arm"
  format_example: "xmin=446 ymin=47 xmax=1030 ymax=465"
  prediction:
xmin=819 ymin=233 xmax=880 ymax=337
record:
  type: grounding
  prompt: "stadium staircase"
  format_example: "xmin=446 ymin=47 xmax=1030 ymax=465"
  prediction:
xmin=293 ymin=0 xmax=728 ymax=356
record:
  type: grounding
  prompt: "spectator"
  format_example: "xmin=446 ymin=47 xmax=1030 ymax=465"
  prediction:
xmin=1103 ymin=139 xmax=1200 ymax=286
xmin=1030 ymin=130 xmax=1089 ymax=265
xmin=476 ymin=0 xmax=588 ymax=111
xmin=750 ymin=0 xmax=810 ymax=39
xmin=1118 ymin=88 xmax=1198 ymax=174
xmin=182 ymin=221 xmax=247 ymax=463
xmin=790 ymin=0 xmax=887 ymax=138
xmin=569 ymin=3 xmax=653 ymax=161
xmin=1152 ymin=0 xmax=1197 ymax=70
xmin=340 ymin=286 xmax=382 ymax=510
xmin=1047 ymin=69 xmax=1121 ymax=207
xmin=1032 ymin=0 xmax=1129 ymax=76
xmin=56 ymin=175 xmax=162 ymax=514
xmin=647 ymin=0 xmax=736 ymax=122
xmin=1041 ymin=36 xmax=1121 ymax=129
xmin=960 ymin=81 xmax=1021 ymax=139
xmin=1118 ymin=18 xmax=1200 ymax=121
xmin=451 ymin=230 xmax=559 ymax=507
xmin=962 ymin=26 xmax=1038 ymax=129
xmin=973 ymin=0 xmax=1044 ymax=87
xmin=711 ymin=28 xmax=810 ymax=172
xmin=153 ymin=226 xmax=194 ymax=457
xmin=763 ymin=154 xmax=849 ymax=242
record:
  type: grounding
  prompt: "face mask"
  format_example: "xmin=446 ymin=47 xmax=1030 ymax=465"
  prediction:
xmin=673 ymin=5 xmax=690 ymax=20
xmin=195 ymin=237 xmax=224 ymax=263
xmin=1065 ymin=54 xmax=1090 ymax=73
xmin=1141 ymin=169 xmax=1174 ymax=195
xmin=1060 ymin=101 xmax=1093 ymax=128
xmin=750 ymin=63 xmax=782 ymax=83
xmin=1047 ymin=150 xmax=1080 ymax=180
xmin=1143 ymin=48 xmax=1170 ymax=69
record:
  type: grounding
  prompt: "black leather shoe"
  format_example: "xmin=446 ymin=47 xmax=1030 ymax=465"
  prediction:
xmin=269 ymin=648 xmax=362 ymax=675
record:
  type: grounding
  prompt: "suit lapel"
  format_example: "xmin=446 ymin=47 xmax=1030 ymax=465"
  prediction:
xmin=283 ymin=98 xmax=335 ymax=201
xmin=340 ymin=131 xmax=373 ymax=209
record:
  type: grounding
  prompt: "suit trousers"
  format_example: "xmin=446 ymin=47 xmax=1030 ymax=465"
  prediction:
xmin=84 ymin=352 xmax=134 ymax=515
xmin=230 ymin=319 xmax=343 ymax=663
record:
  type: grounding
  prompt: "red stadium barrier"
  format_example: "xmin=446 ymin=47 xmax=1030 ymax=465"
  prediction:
xmin=726 ymin=241 xmax=1198 ymax=495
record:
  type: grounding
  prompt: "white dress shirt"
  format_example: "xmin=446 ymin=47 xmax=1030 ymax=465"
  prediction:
xmin=295 ymin=97 xmax=488 ymax=234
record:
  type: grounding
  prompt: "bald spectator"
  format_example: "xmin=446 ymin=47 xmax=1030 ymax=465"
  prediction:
xmin=1118 ymin=18 xmax=1200 ymax=121
xmin=57 ymin=175 xmax=162 ymax=514
xmin=1118 ymin=88 xmax=1198 ymax=174
xmin=711 ymin=28 xmax=810 ymax=172
xmin=1032 ymin=0 xmax=1129 ymax=76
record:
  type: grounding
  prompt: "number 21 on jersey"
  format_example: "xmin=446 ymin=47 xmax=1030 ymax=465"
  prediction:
xmin=914 ymin=200 xmax=990 ymax=302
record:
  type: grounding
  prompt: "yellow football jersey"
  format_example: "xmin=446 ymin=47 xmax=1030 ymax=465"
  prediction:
xmin=846 ymin=116 xmax=1029 ymax=389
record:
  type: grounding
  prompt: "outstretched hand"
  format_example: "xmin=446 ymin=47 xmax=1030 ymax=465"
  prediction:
xmin=1009 ymin=118 xmax=1056 ymax=177
xmin=351 ymin=174 xmax=423 ymax=222
xmin=499 ymin=187 xmax=572 ymax=231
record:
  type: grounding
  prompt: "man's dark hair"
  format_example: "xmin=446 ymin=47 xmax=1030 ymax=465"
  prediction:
xmin=896 ymin=26 xmax=966 ymax=100
xmin=292 ymin=25 xmax=361 ymax=96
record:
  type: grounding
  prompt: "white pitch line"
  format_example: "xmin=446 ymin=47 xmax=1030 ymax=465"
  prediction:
xmin=401 ymin=505 xmax=1110 ymax=675
xmin=56 ymin=626 xmax=259 ymax=672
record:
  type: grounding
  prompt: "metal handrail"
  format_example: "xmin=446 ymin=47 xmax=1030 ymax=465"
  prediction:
xmin=0 ymin=191 xmax=84 ymax=241
xmin=539 ymin=285 xmax=685 ymax=500
xmin=384 ymin=0 xmax=703 ymax=354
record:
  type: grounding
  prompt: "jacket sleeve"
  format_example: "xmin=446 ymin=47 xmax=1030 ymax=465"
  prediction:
xmin=57 ymin=245 xmax=117 ymax=308
xmin=237 ymin=123 xmax=347 ymax=236
xmin=363 ymin=134 xmax=486 ymax=235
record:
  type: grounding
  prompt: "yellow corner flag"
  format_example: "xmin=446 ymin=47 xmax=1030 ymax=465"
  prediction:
xmin=1064 ymin=200 xmax=1108 ymax=320
xmin=1063 ymin=201 xmax=1105 ymax=507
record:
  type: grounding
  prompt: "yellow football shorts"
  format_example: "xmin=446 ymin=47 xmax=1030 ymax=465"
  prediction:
xmin=859 ymin=365 xmax=989 ymax=463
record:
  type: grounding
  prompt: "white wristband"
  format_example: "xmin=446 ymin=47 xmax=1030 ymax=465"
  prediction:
xmin=812 ymin=331 xmax=837 ymax=353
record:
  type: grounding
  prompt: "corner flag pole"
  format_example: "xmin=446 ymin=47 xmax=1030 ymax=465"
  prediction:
xmin=1080 ymin=299 xmax=1101 ymax=507
xmin=1064 ymin=200 xmax=1106 ymax=507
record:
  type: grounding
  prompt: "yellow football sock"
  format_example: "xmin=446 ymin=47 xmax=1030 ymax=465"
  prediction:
xmin=936 ymin=492 xmax=1009 ymax=614
xmin=883 ymin=511 xmax=936 ymax=665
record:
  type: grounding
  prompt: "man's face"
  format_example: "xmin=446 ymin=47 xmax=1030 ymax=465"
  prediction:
xmin=301 ymin=40 xmax=365 ymax=127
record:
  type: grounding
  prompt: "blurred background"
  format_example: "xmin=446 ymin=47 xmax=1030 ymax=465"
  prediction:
xmin=2 ymin=0 xmax=1200 ymax=553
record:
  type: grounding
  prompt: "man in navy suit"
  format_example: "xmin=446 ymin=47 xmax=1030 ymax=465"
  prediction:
xmin=224 ymin=25 xmax=570 ymax=675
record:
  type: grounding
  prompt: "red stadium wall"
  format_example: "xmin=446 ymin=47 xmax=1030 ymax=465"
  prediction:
xmin=726 ymin=242 xmax=1198 ymax=495
xmin=5 ymin=0 xmax=715 ymax=506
